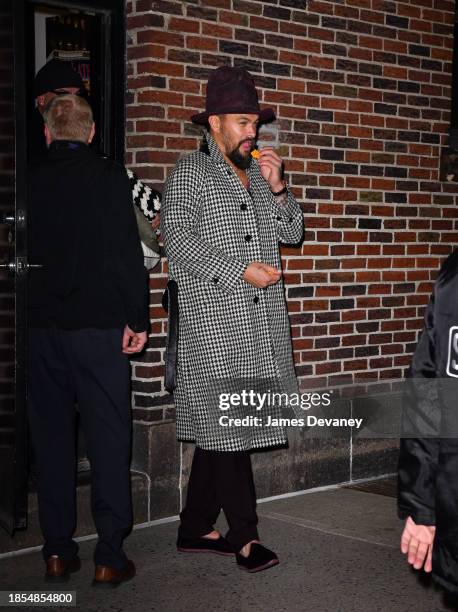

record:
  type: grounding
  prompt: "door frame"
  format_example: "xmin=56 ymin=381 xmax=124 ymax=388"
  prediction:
xmin=25 ymin=0 xmax=126 ymax=162
xmin=0 ymin=0 xmax=29 ymax=535
xmin=12 ymin=0 xmax=28 ymax=533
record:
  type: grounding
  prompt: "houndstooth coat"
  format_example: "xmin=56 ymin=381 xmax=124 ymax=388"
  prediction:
xmin=161 ymin=131 xmax=304 ymax=451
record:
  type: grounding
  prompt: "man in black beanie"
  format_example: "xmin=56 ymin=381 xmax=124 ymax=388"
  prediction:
xmin=29 ymin=58 xmax=85 ymax=160
xmin=30 ymin=58 xmax=162 ymax=260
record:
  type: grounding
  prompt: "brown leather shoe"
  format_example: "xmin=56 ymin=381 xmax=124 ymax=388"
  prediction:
xmin=45 ymin=556 xmax=81 ymax=582
xmin=92 ymin=559 xmax=135 ymax=588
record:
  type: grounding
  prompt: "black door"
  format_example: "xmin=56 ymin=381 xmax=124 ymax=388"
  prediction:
xmin=0 ymin=0 xmax=125 ymax=536
xmin=0 ymin=0 xmax=28 ymax=534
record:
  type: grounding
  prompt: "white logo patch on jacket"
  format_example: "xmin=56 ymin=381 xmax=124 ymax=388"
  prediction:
xmin=447 ymin=326 xmax=458 ymax=377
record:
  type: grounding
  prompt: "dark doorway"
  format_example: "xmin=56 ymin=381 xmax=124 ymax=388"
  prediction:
xmin=26 ymin=0 xmax=126 ymax=162
xmin=0 ymin=0 xmax=125 ymax=539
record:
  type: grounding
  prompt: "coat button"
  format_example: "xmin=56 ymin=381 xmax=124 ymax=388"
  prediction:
xmin=245 ymin=234 xmax=252 ymax=242
xmin=240 ymin=203 xmax=247 ymax=211
xmin=253 ymin=296 xmax=259 ymax=304
xmin=288 ymin=216 xmax=293 ymax=223
xmin=276 ymin=215 xmax=281 ymax=221
xmin=213 ymin=277 xmax=219 ymax=284
xmin=226 ymin=169 xmax=232 ymax=175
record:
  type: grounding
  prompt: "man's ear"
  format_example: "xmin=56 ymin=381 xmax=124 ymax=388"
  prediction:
xmin=44 ymin=124 xmax=52 ymax=147
xmin=36 ymin=95 xmax=46 ymax=113
xmin=88 ymin=123 xmax=95 ymax=144
xmin=208 ymin=115 xmax=221 ymax=133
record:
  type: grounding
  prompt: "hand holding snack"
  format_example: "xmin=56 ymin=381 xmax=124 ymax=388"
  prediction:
xmin=251 ymin=147 xmax=284 ymax=193
xmin=243 ymin=262 xmax=282 ymax=289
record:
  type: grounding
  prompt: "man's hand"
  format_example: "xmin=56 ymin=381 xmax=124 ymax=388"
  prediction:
xmin=257 ymin=147 xmax=284 ymax=193
xmin=122 ymin=325 xmax=148 ymax=354
xmin=243 ymin=262 xmax=281 ymax=288
xmin=400 ymin=516 xmax=436 ymax=572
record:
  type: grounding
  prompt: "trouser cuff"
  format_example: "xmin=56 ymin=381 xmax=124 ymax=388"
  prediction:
xmin=226 ymin=525 xmax=259 ymax=552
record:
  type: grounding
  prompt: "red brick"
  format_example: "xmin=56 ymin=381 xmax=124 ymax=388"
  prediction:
xmin=356 ymin=271 xmax=380 ymax=282
xmin=332 ymin=190 xmax=357 ymax=201
xmin=186 ymin=36 xmax=218 ymax=51
xmin=165 ymin=137 xmax=198 ymax=149
xmin=383 ymin=39 xmax=408 ymax=53
xmin=280 ymin=50 xmax=309 ymax=65
xmin=127 ymin=135 xmax=164 ymax=148
xmin=358 ymin=245 xmax=381 ymax=255
xmin=278 ymin=78 xmax=305 ymax=93
xmin=359 ymin=35 xmax=383 ymax=50
xmin=169 ymin=16 xmax=200 ymax=32
xmin=201 ymin=22 xmax=233 ymax=37
xmin=264 ymin=91 xmax=293 ymax=103
xmin=128 ymin=44 xmax=166 ymax=60
xmin=136 ymin=150 xmax=180 ymax=164
xmin=250 ymin=15 xmax=278 ymax=32
xmin=308 ymin=0 xmax=334 ymax=14
xmin=137 ymin=61 xmax=184 ymax=77
xmin=294 ymin=39 xmax=322 ymax=53
xmin=302 ymin=244 xmax=329 ymax=256
xmin=307 ymin=161 xmax=333 ymax=173
xmin=137 ymin=30 xmax=184 ymax=46
xmin=308 ymin=27 xmax=335 ymax=42
xmin=320 ymin=176 xmax=345 ymax=187
xmin=321 ymin=97 xmax=347 ymax=110
xmin=349 ymin=47 xmax=373 ymax=61
xmin=220 ymin=10 xmax=248 ymax=25
xmin=343 ymin=310 xmax=367 ymax=321
xmin=309 ymin=56 xmax=335 ymax=69
xmin=307 ymin=82 xmax=333 ymax=95
xmin=137 ymin=120 xmax=180 ymax=134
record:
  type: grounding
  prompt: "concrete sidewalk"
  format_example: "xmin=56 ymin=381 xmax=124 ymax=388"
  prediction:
xmin=0 ymin=480 xmax=455 ymax=612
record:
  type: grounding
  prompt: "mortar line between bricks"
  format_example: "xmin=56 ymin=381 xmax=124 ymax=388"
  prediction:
xmin=258 ymin=510 xmax=398 ymax=550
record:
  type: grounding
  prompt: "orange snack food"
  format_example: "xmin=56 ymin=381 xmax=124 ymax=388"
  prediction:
xmin=250 ymin=149 xmax=260 ymax=159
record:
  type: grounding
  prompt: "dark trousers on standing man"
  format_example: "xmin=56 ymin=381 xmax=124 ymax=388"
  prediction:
xmin=178 ymin=446 xmax=259 ymax=552
xmin=27 ymin=327 xmax=133 ymax=571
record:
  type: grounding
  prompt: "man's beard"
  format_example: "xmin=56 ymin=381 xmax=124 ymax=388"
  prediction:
xmin=227 ymin=140 xmax=254 ymax=170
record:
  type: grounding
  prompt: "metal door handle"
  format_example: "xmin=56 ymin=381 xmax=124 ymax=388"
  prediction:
xmin=0 ymin=258 xmax=42 ymax=276
xmin=0 ymin=210 xmax=25 ymax=228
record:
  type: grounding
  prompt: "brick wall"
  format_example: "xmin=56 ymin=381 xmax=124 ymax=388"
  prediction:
xmin=126 ymin=0 xmax=457 ymax=418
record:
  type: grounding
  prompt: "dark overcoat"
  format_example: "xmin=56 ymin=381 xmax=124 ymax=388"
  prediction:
xmin=398 ymin=248 xmax=458 ymax=593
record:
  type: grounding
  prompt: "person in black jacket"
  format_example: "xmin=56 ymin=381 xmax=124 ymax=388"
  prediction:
xmin=398 ymin=249 xmax=458 ymax=596
xmin=27 ymin=94 xmax=149 ymax=587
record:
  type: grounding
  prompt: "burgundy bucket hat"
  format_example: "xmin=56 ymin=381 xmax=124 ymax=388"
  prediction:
xmin=191 ymin=66 xmax=275 ymax=125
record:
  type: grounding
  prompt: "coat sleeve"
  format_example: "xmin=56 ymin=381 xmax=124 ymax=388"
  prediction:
xmin=108 ymin=165 xmax=150 ymax=333
xmin=270 ymin=190 xmax=304 ymax=245
xmin=398 ymin=294 xmax=439 ymax=526
xmin=161 ymin=158 xmax=247 ymax=295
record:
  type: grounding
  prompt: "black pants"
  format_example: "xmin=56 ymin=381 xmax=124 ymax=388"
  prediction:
xmin=178 ymin=447 xmax=259 ymax=551
xmin=27 ymin=327 xmax=133 ymax=571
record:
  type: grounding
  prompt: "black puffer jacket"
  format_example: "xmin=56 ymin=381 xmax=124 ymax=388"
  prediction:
xmin=398 ymin=248 xmax=458 ymax=594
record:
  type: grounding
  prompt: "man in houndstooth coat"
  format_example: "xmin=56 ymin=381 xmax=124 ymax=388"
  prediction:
xmin=161 ymin=66 xmax=303 ymax=573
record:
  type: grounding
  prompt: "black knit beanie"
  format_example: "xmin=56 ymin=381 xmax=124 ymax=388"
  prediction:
xmin=34 ymin=58 xmax=83 ymax=97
